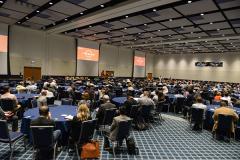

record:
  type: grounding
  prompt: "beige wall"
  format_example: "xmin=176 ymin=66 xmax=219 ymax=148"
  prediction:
xmin=153 ymin=53 xmax=240 ymax=83
xmin=9 ymin=25 xmax=76 ymax=76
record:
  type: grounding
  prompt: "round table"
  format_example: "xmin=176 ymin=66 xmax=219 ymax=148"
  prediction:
xmin=15 ymin=93 xmax=39 ymax=103
xmin=21 ymin=105 xmax=77 ymax=145
xmin=112 ymin=97 xmax=127 ymax=106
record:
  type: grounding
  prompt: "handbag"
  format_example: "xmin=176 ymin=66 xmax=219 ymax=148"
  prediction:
xmin=81 ymin=140 xmax=100 ymax=159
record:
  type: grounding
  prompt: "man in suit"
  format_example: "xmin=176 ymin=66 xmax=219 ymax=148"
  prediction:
xmin=31 ymin=106 xmax=61 ymax=142
xmin=104 ymin=106 xmax=131 ymax=149
xmin=124 ymin=93 xmax=138 ymax=117
xmin=96 ymin=95 xmax=117 ymax=125
xmin=212 ymin=101 xmax=239 ymax=136
xmin=0 ymin=106 xmax=18 ymax=131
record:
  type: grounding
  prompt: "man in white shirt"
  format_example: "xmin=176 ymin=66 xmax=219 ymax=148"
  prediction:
xmin=138 ymin=91 xmax=155 ymax=106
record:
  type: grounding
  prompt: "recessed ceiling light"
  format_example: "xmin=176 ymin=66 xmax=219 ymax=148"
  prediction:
xmin=105 ymin=21 xmax=108 ymax=23
xmin=169 ymin=35 xmax=171 ymax=36
xmin=198 ymin=37 xmax=201 ymax=38
xmin=138 ymin=33 xmax=141 ymax=34
xmin=200 ymin=13 xmax=204 ymax=16
xmin=64 ymin=32 xmax=67 ymax=34
xmin=26 ymin=17 xmax=29 ymax=19
xmin=125 ymin=15 xmax=128 ymax=18
xmin=17 ymin=22 xmax=21 ymax=24
xmin=233 ymin=46 xmax=236 ymax=47
xmin=100 ymin=4 xmax=104 ymax=7
xmin=181 ymin=26 xmax=184 ymax=29
xmin=169 ymin=19 xmax=172 ymax=21
xmin=144 ymin=23 xmax=147 ymax=26
xmin=124 ymin=27 xmax=127 ymax=30
xmin=80 ymin=12 xmax=83 ymax=15
xmin=226 ymin=39 xmax=229 ymax=41
xmin=134 ymin=39 xmax=137 ymax=40
xmin=210 ymin=22 xmax=213 ymax=24
xmin=188 ymin=1 xmax=192 ymax=3
xmin=178 ymin=39 xmax=181 ymax=40
xmin=191 ymin=32 xmax=193 ymax=34
xmin=94 ymin=34 xmax=97 ymax=36
xmin=49 ymin=2 xmax=53 ymax=5
xmin=0 ymin=1 xmax=3 ymax=4
xmin=217 ymin=28 xmax=220 ymax=31
xmin=89 ymin=25 xmax=92 ymax=28
xmin=107 ymin=30 xmax=110 ymax=32
xmin=153 ymin=9 xmax=157 ymax=12
xmin=205 ymin=40 xmax=208 ymax=42
xmin=64 ymin=18 xmax=68 ymax=21
xmin=222 ymin=34 xmax=225 ymax=36
xmin=158 ymin=29 xmax=161 ymax=31
xmin=36 ymin=10 xmax=40 ymax=13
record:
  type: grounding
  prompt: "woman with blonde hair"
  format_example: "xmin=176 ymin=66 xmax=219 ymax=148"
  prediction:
xmin=69 ymin=104 xmax=91 ymax=147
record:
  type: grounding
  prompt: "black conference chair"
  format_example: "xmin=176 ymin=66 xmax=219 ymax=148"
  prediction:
xmin=102 ymin=108 xmax=117 ymax=128
xmin=31 ymin=99 xmax=38 ymax=108
xmin=0 ymin=99 xmax=16 ymax=111
xmin=213 ymin=114 xmax=235 ymax=141
xmin=0 ymin=120 xmax=26 ymax=159
xmin=190 ymin=108 xmax=204 ymax=131
xmin=107 ymin=120 xmax=132 ymax=157
xmin=129 ymin=105 xmax=140 ymax=122
xmin=139 ymin=105 xmax=153 ymax=124
xmin=174 ymin=97 xmax=185 ymax=113
xmin=61 ymin=98 xmax=73 ymax=105
xmin=154 ymin=102 xmax=165 ymax=124
xmin=47 ymin=97 xmax=55 ymax=105
xmin=74 ymin=119 xmax=97 ymax=160
xmin=31 ymin=126 xmax=58 ymax=160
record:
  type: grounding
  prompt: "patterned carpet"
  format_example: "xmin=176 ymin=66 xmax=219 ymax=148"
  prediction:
xmin=0 ymin=114 xmax=239 ymax=160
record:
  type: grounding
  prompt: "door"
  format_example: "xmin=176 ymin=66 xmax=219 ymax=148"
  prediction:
xmin=24 ymin=67 xmax=41 ymax=81
xmin=147 ymin=73 xmax=153 ymax=80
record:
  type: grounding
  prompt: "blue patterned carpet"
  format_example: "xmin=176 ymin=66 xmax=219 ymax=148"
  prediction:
xmin=0 ymin=114 xmax=239 ymax=160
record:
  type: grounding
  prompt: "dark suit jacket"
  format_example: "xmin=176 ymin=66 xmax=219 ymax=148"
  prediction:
xmin=96 ymin=102 xmax=116 ymax=124
xmin=30 ymin=116 xmax=55 ymax=127
xmin=0 ymin=107 xmax=5 ymax=120
xmin=124 ymin=98 xmax=138 ymax=116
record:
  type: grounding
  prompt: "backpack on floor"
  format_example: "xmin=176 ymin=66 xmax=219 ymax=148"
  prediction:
xmin=126 ymin=137 xmax=139 ymax=155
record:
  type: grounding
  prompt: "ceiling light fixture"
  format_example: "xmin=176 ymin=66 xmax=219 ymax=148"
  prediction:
xmin=0 ymin=1 xmax=3 ymax=4
xmin=188 ymin=1 xmax=192 ymax=3
xmin=26 ymin=17 xmax=29 ymax=19
xmin=64 ymin=18 xmax=68 ymax=21
xmin=36 ymin=10 xmax=40 ymax=13
xmin=124 ymin=27 xmax=127 ymax=30
xmin=144 ymin=23 xmax=147 ymax=26
xmin=153 ymin=9 xmax=157 ymax=12
xmin=17 ymin=22 xmax=21 ymax=24
xmin=80 ymin=12 xmax=83 ymax=15
xmin=210 ymin=22 xmax=213 ymax=24
xmin=158 ymin=29 xmax=161 ymax=31
xmin=169 ymin=19 xmax=173 ymax=21
xmin=217 ymin=28 xmax=220 ymax=31
xmin=200 ymin=13 xmax=204 ymax=16
xmin=49 ymin=2 xmax=53 ymax=5
xmin=89 ymin=25 xmax=92 ymax=28
xmin=100 ymin=4 xmax=104 ymax=7
xmin=125 ymin=15 xmax=128 ymax=18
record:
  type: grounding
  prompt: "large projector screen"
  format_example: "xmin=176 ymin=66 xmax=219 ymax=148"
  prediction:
xmin=0 ymin=23 xmax=8 ymax=75
xmin=77 ymin=39 xmax=99 ymax=76
xmin=134 ymin=56 xmax=145 ymax=67
xmin=133 ymin=52 xmax=146 ymax=77
xmin=77 ymin=47 xmax=99 ymax=62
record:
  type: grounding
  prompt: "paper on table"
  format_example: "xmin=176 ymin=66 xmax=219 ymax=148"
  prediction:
xmin=61 ymin=114 xmax=67 ymax=117
xmin=65 ymin=115 xmax=73 ymax=120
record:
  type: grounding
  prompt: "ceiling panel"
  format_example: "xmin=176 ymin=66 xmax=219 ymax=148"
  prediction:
xmin=66 ymin=0 xmax=111 ymax=9
xmin=79 ymin=28 xmax=97 ymax=35
xmin=88 ymin=25 xmax=110 ymax=32
xmin=176 ymin=26 xmax=201 ymax=33
xmin=224 ymin=8 xmax=240 ymax=20
xmin=190 ymin=12 xmax=225 ymax=24
xmin=152 ymin=30 xmax=177 ymax=36
xmin=175 ymin=0 xmax=218 ymax=15
xmin=122 ymin=27 xmax=145 ymax=34
xmin=184 ymin=32 xmax=208 ymax=38
xmin=121 ymin=15 xmax=153 ymax=25
xmin=199 ymin=22 xmax=231 ymax=30
xmin=0 ymin=16 xmax=17 ymax=24
xmin=28 ymin=16 xmax=54 ymax=25
xmin=22 ymin=21 xmax=43 ymax=29
xmin=49 ymin=1 xmax=85 ymax=16
xmin=3 ymin=0 xmax=37 ymax=14
xmin=109 ymin=21 xmax=130 ymax=29
xmin=216 ymin=0 xmax=240 ymax=9
xmin=95 ymin=33 xmax=111 ymax=39
xmin=161 ymin=18 xmax=193 ymax=28
xmin=143 ymin=23 xmax=166 ymax=31
xmin=147 ymin=8 xmax=181 ymax=21
xmin=26 ymin=0 xmax=50 ymax=6
xmin=40 ymin=9 xmax=68 ymax=21
xmin=108 ymin=31 xmax=125 ymax=36
xmin=0 ymin=8 xmax=27 ymax=19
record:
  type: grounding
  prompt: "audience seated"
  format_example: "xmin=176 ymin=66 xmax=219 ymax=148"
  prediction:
xmin=30 ymin=106 xmax=61 ymax=143
xmin=212 ymin=101 xmax=239 ymax=136
xmin=138 ymin=91 xmax=155 ymax=106
xmin=37 ymin=90 xmax=47 ymax=107
xmin=123 ymin=93 xmax=138 ymax=117
xmin=68 ymin=104 xmax=91 ymax=148
xmin=0 ymin=106 xmax=18 ymax=131
xmin=191 ymin=96 xmax=207 ymax=130
xmin=96 ymin=95 xmax=117 ymax=125
xmin=103 ymin=106 xmax=131 ymax=149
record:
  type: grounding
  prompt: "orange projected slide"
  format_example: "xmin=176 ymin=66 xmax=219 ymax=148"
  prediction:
xmin=77 ymin=47 xmax=99 ymax=61
xmin=0 ymin=35 xmax=8 ymax=53
xmin=134 ymin=56 xmax=145 ymax=67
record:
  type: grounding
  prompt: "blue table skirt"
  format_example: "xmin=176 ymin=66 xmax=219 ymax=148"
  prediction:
xmin=21 ymin=105 xmax=77 ymax=145
xmin=15 ymin=93 xmax=39 ymax=104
